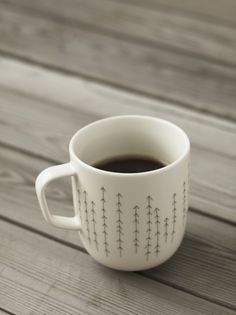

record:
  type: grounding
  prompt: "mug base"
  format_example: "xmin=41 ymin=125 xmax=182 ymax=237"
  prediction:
xmin=84 ymin=235 xmax=184 ymax=272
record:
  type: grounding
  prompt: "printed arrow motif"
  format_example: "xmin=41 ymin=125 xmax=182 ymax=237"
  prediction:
xmin=133 ymin=205 xmax=140 ymax=253
xmin=100 ymin=187 xmax=109 ymax=256
xmin=83 ymin=190 xmax=91 ymax=243
xmin=145 ymin=196 xmax=153 ymax=260
xmin=116 ymin=192 xmax=124 ymax=257
xmin=171 ymin=193 xmax=177 ymax=242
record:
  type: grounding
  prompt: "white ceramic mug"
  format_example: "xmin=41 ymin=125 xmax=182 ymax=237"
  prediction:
xmin=36 ymin=115 xmax=190 ymax=271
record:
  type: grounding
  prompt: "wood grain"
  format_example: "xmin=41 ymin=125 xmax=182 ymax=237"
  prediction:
xmin=0 ymin=310 xmax=13 ymax=315
xmin=0 ymin=58 xmax=235 ymax=222
xmin=0 ymin=8 xmax=236 ymax=120
xmin=0 ymin=145 xmax=236 ymax=308
xmin=144 ymin=237 xmax=236 ymax=309
xmin=1 ymin=0 xmax=236 ymax=66
xmin=0 ymin=220 xmax=235 ymax=315
xmin=111 ymin=0 xmax=236 ymax=25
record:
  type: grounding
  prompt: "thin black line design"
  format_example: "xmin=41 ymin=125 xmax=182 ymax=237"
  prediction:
xmin=171 ymin=193 xmax=177 ymax=242
xmin=183 ymin=181 xmax=187 ymax=225
xmin=116 ymin=193 xmax=124 ymax=257
xmin=133 ymin=205 xmax=139 ymax=254
xmin=91 ymin=201 xmax=98 ymax=250
xmin=164 ymin=217 xmax=169 ymax=242
xmin=145 ymin=195 xmax=152 ymax=261
xmin=101 ymin=187 xmax=109 ymax=256
xmin=83 ymin=190 xmax=91 ymax=243
xmin=154 ymin=207 xmax=160 ymax=256
xmin=77 ymin=187 xmax=82 ymax=224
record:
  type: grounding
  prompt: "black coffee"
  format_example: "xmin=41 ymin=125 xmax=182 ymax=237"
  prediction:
xmin=93 ymin=155 xmax=166 ymax=173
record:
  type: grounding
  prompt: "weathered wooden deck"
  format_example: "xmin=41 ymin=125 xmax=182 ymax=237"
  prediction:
xmin=0 ymin=0 xmax=235 ymax=314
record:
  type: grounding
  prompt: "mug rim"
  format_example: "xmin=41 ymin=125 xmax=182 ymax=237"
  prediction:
xmin=69 ymin=115 xmax=190 ymax=177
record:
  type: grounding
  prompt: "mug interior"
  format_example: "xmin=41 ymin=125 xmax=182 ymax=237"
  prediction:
xmin=70 ymin=116 xmax=190 ymax=169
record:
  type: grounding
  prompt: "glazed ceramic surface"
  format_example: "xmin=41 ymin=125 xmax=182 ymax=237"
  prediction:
xmin=36 ymin=116 xmax=190 ymax=271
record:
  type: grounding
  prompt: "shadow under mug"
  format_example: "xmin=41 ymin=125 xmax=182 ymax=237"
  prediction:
xmin=36 ymin=115 xmax=190 ymax=271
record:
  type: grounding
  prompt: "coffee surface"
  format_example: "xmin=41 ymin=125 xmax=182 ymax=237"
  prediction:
xmin=93 ymin=155 xmax=165 ymax=173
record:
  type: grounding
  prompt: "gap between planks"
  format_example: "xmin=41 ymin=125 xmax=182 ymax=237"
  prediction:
xmin=0 ymin=308 xmax=16 ymax=315
xmin=1 ymin=0 xmax=236 ymax=70
xmin=0 ymin=56 xmax=235 ymax=138
xmin=0 ymin=56 xmax=235 ymax=223
xmin=0 ymin=88 xmax=236 ymax=222
xmin=109 ymin=0 xmax=236 ymax=27
xmin=0 ymin=4 xmax=236 ymax=120
xmin=1 ymin=138 xmax=235 ymax=228
xmin=0 ymin=218 xmax=235 ymax=314
xmin=1 ymin=49 xmax=235 ymax=124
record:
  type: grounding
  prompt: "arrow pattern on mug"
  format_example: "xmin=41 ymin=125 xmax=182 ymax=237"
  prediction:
xmin=101 ymin=187 xmax=109 ymax=257
xmin=77 ymin=187 xmax=82 ymax=225
xmin=116 ymin=193 xmax=124 ymax=257
xmin=83 ymin=190 xmax=91 ymax=243
xmin=133 ymin=205 xmax=140 ymax=254
xmin=91 ymin=201 xmax=98 ymax=251
xmin=171 ymin=193 xmax=177 ymax=242
xmin=154 ymin=207 xmax=160 ymax=256
xmin=145 ymin=195 xmax=153 ymax=261
xmin=77 ymin=185 xmax=189 ymax=260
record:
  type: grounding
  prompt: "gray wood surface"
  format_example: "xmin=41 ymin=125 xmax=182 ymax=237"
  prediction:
xmin=111 ymin=0 xmax=236 ymax=25
xmin=0 ymin=311 xmax=14 ymax=315
xmin=0 ymin=220 xmax=235 ymax=315
xmin=2 ymin=0 xmax=236 ymax=65
xmin=0 ymin=0 xmax=236 ymax=313
xmin=0 ymin=57 xmax=235 ymax=223
xmin=0 ymin=5 xmax=236 ymax=120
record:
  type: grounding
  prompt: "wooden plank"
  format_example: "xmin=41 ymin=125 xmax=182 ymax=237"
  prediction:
xmin=0 ymin=58 xmax=235 ymax=221
xmin=0 ymin=145 xmax=236 ymax=308
xmin=190 ymin=146 xmax=236 ymax=221
xmin=0 ymin=9 xmax=236 ymax=120
xmin=0 ymin=310 xmax=13 ymax=315
xmin=112 ymin=0 xmax=236 ymax=25
xmin=1 ymin=91 xmax=236 ymax=224
xmin=0 ymin=221 xmax=235 ymax=315
xmin=143 ymin=237 xmax=236 ymax=309
xmin=1 ymin=0 xmax=236 ymax=66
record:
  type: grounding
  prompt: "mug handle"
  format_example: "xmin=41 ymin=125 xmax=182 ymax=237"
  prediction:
xmin=35 ymin=163 xmax=81 ymax=230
